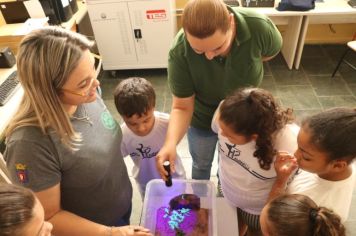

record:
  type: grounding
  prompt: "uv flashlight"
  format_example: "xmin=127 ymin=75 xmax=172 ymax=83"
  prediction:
xmin=163 ymin=161 xmax=172 ymax=187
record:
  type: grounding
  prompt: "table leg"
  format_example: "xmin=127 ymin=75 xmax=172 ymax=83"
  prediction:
xmin=281 ymin=16 xmax=303 ymax=70
xmin=294 ymin=16 xmax=309 ymax=70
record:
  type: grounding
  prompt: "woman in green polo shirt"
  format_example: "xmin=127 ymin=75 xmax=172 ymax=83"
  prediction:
xmin=157 ymin=0 xmax=282 ymax=181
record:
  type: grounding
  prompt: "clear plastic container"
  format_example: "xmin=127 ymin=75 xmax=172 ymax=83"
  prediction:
xmin=141 ymin=179 xmax=217 ymax=236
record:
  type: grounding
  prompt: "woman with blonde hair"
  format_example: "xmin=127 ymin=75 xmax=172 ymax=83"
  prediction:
xmin=4 ymin=27 xmax=151 ymax=236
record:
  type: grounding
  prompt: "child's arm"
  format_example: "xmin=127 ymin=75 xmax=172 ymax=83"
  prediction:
xmin=267 ymin=152 xmax=298 ymax=201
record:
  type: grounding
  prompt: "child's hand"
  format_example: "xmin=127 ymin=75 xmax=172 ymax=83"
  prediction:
xmin=156 ymin=144 xmax=177 ymax=181
xmin=275 ymin=151 xmax=298 ymax=182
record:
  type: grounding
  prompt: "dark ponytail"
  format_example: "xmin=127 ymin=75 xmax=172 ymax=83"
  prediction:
xmin=312 ymin=207 xmax=346 ymax=236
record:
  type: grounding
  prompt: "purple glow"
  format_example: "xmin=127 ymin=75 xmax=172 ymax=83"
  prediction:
xmin=156 ymin=206 xmax=199 ymax=235
xmin=153 ymin=193 xmax=209 ymax=235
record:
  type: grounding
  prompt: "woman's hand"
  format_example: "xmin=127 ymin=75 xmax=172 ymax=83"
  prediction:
xmin=112 ymin=225 xmax=152 ymax=236
xmin=156 ymin=144 xmax=177 ymax=181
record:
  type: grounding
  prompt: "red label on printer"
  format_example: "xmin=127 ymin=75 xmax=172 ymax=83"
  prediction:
xmin=146 ymin=10 xmax=167 ymax=20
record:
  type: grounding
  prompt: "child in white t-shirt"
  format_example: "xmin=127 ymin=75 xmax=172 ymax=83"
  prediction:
xmin=271 ymin=107 xmax=356 ymax=223
xmin=114 ymin=77 xmax=186 ymax=199
xmin=211 ymin=88 xmax=299 ymax=236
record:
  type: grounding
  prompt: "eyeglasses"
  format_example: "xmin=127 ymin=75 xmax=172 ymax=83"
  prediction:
xmin=60 ymin=53 xmax=101 ymax=97
xmin=61 ymin=76 xmax=96 ymax=97
xmin=61 ymin=86 xmax=91 ymax=97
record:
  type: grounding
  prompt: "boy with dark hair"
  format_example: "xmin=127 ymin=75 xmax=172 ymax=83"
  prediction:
xmin=114 ymin=77 xmax=186 ymax=198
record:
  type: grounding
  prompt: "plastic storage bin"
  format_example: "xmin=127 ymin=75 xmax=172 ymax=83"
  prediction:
xmin=141 ymin=179 xmax=217 ymax=236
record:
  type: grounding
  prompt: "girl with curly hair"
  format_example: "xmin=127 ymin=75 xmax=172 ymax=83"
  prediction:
xmin=211 ymin=88 xmax=299 ymax=235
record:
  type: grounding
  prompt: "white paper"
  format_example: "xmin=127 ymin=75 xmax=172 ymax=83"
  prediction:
xmin=61 ymin=0 xmax=70 ymax=7
xmin=14 ymin=18 xmax=49 ymax=35
xmin=24 ymin=0 xmax=46 ymax=18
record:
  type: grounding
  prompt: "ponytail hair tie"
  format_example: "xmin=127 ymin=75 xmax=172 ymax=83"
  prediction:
xmin=310 ymin=208 xmax=318 ymax=221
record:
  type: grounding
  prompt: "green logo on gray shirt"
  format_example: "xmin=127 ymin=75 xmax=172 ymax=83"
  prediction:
xmin=101 ymin=111 xmax=117 ymax=130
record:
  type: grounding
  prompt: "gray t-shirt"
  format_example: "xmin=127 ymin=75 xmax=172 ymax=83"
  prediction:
xmin=4 ymin=98 xmax=132 ymax=226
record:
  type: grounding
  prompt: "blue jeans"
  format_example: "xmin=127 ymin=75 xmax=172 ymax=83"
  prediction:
xmin=188 ymin=126 xmax=218 ymax=180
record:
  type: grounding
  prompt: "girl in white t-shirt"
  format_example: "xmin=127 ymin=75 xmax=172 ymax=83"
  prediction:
xmin=211 ymin=88 xmax=299 ymax=236
xmin=271 ymin=108 xmax=356 ymax=223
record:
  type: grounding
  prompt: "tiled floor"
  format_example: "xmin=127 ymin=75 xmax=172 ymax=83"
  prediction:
xmin=99 ymin=44 xmax=356 ymax=234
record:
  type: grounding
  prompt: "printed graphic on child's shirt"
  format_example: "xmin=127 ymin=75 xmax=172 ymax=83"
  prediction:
xmin=219 ymin=142 xmax=273 ymax=180
xmin=130 ymin=143 xmax=158 ymax=159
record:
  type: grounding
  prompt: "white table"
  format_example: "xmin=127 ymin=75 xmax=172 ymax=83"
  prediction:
xmin=238 ymin=0 xmax=356 ymax=69
xmin=240 ymin=6 xmax=305 ymax=70
xmin=217 ymin=197 xmax=239 ymax=235
xmin=237 ymin=0 xmax=356 ymax=69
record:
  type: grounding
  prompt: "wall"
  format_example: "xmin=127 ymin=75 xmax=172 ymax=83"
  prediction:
xmin=304 ymin=24 xmax=355 ymax=44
